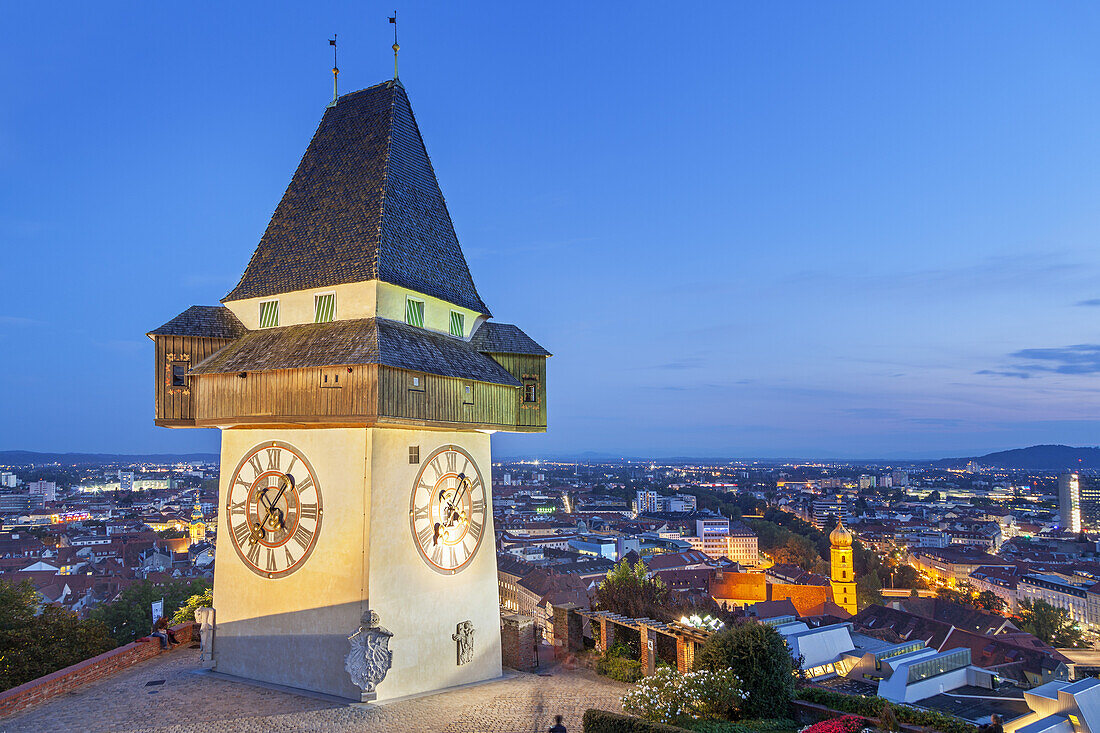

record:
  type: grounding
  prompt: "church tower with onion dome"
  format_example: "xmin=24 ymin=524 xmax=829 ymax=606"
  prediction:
xmin=829 ymin=520 xmax=857 ymax=614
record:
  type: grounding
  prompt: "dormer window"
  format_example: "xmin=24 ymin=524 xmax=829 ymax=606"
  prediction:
xmin=450 ymin=310 xmax=465 ymax=337
xmin=259 ymin=299 xmax=280 ymax=328
xmin=315 ymin=293 xmax=336 ymax=323
xmin=406 ymin=297 xmax=425 ymax=328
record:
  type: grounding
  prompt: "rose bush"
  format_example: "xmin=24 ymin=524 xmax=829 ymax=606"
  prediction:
xmin=797 ymin=716 xmax=868 ymax=733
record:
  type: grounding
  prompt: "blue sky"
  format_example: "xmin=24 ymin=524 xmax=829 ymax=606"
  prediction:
xmin=3 ymin=3 xmax=1100 ymax=459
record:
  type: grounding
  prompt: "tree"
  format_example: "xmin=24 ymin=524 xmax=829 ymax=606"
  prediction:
xmin=92 ymin=578 xmax=211 ymax=646
xmin=856 ymin=572 xmax=883 ymax=611
xmin=1017 ymin=599 xmax=1085 ymax=647
xmin=892 ymin=565 xmax=929 ymax=590
xmin=0 ymin=580 xmax=115 ymax=691
xmin=594 ymin=560 xmax=670 ymax=621
xmin=694 ymin=622 xmax=797 ymax=719
xmin=935 ymin=585 xmax=1007 ymax=615
xmin=974 ymin=591 xmax=1007 ymax=614
xmin=171 ymin=587 xmax=213 ymax=625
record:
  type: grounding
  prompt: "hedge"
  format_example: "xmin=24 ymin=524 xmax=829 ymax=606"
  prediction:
xmin=683 ymin=719 xmax=799 ymax=733
xmin=583 ymin=709 xmax=694 ymax=733
xmin=795 ymin=687 xmax=978 ymax=733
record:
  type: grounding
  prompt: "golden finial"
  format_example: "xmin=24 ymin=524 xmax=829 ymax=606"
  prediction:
xmin=389 ymin=12 xmax=399 ymax=80
xmin=328 ymin=35 xmax=339 ymax=107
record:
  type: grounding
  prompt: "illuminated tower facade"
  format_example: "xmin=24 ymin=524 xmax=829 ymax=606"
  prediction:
xmin=190 ymin=497 xmax=206 ymax=545
xmin=1061 ymin=472 xmax=1082 ymax=533
xmin=829 ymin=520 xmax=857 ymax=615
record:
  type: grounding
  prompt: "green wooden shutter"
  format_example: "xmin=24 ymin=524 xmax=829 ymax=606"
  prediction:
xmin=259 ymin=300 xmax=279 ymax=328
xmin=315 ymin=293 xmax=335 ymax=323
xmin=450 ymin=311 xmax=464 ymax=337
xmin=406 ymin=299 xmax=424 ymax=328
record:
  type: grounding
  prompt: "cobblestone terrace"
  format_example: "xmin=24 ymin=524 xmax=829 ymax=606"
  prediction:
xmin=2 ymin=650 xmax=628 ymax=732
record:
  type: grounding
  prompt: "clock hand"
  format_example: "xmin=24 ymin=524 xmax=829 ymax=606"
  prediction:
xmin=258 ymin=475 xmax=292 ymax=531
xmin=453 ymin=474 xmax=471 ymax=505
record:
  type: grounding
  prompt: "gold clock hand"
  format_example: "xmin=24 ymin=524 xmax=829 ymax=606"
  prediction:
xmin=259 ymin=476 xmax=289 ymax=523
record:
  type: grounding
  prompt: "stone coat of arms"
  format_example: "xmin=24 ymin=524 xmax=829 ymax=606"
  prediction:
xmin=346 ymin=610 xmax=393 ymax=695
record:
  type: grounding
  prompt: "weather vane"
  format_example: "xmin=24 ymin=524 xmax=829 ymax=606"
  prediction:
xmin=328 ymin=34 xmax=339 ymax=107
xmin=389 ymin=12 xmax=399 ymax=80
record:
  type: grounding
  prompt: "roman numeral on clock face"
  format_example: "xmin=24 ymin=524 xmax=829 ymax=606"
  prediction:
xmin=293 ymin=524 xmax=312 ymax=550
xmin=266 ymin=448 xmax=281 ymax=471
xmin=417 ymin=524 xmax=434 ymax=548
xmin=232 ymin=522 xmax=251 ymax=545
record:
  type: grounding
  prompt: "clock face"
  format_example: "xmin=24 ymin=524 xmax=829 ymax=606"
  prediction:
xmin=225 ymin=441 xmax=323 ymax=579
xmin=409 ymin=445 xmax=488 ymax=575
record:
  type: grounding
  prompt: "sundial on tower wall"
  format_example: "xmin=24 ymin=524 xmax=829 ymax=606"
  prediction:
xmin=147 ymin=76 xmax=549 ymax=701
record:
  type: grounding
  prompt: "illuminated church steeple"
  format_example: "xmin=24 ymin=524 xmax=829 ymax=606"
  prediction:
xmin=189 ymin=496 xmax=206 ymax=546
xmin=830 ymin=519 xmax=856 ymax=614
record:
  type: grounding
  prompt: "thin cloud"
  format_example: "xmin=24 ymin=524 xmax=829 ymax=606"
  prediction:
xmin=976 ymin=369 xmax=1032 ymax=379
xmin=1076 ymin=299 xmax=1100 ymax=307
xmin=1010 ymin=344 xmax=1100 ymax=375
xmin=840 ymin=407 xmax=901 ymax=419
xmin=0 ymin=315 xmax=41 ymax=326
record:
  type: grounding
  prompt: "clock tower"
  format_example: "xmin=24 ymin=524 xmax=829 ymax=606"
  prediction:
xmin=147 ymin=80 xmax=549 ymax=702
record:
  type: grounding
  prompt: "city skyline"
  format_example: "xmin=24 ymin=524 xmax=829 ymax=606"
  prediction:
xmin=4 ymin=3 xmax=1100 ymax=458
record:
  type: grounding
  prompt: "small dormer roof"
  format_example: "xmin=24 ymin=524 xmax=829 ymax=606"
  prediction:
xmin=147 ymin=305 xmax=247 ymax=340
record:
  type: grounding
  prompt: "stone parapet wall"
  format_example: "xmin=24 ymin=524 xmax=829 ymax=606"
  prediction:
xmin=501 ymin=614 xmax=537 ymax=672
xmin=0 ymin=621 xmax=194 ymax=717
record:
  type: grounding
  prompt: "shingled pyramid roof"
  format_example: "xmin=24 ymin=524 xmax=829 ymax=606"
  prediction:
xmin=223 ymin=81 xmax=490 ymax=315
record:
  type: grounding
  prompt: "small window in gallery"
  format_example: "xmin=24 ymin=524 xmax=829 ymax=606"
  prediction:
xmin=406 ymin=298 xmax=425 ymax=328
xmin=409 ymin=446 xmax=420 ymax=464
xmin=259 ymin=299 xmax=280 ymax=328
xmin=463 ymin=382 xmax=474 ymax=405
xmin=450 ymin=310 xmax=464 ymax=337
xmin=170 ymin=362 xmax=188 ymax=388
xmin=409 ymin=373 xmax=425 ymax=392
xmin=315 ymin=293 xmax=336 ymax=323
xmin=523 ymin=380 xmax=538 ymax=403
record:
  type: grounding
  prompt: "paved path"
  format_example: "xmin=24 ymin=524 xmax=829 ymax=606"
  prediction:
xmin=1 ymin=650 xmax=628 ymax=733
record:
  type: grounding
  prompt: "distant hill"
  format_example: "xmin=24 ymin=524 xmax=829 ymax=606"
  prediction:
xmin=0 ymin=450 xmax=219 ymax=466
xmin=932 ymin=444 xmax=1100 ymax=470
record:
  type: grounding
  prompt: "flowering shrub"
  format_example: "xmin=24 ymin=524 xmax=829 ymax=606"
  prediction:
xmin=622 ymin=667 xmax=746 ymax=725
xmin=797 ymin=715 xmax=868 ymax=733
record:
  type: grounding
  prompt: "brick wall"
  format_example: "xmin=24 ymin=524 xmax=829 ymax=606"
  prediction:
xmin=501 ymin=614 xmax=537 ymax=672
xmin=0 ymin=622 xmax=194 ymax=717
